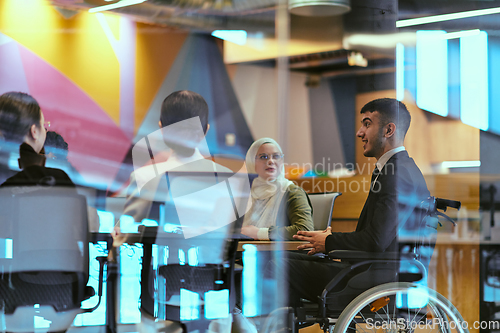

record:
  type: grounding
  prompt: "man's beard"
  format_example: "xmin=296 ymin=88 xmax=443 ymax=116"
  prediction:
xmin=364 ymin=127 xmax=385 ymax=158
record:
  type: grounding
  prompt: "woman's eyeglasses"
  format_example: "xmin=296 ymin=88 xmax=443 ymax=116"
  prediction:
xmin=256 ymin=153 xmax=284 ymax=161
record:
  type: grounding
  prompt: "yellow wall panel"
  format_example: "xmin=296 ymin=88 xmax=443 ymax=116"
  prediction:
xmin=134 ymin=23 xmax=187 ymax=132
xmin=0 ymin=0 xmax=121 ymax=123
xmin=100 ymin=12 xmax=121 ymax=42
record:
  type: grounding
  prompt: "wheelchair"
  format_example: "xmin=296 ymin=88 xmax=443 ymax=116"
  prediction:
xmin=261 ymin=196 xmax=468 ymax=333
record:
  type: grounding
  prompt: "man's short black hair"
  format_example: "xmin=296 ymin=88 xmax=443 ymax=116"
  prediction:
xmin=360 ymin=98 xmax=411 ymax=137
xmin=45 ymin=131 xmax=68 ymax=151
xmin=160 ymin=90 xmax=209 ymax=133
xmin=45 ymin=131 xmax=69 ymax=159
xmin=0 ymin=92 xmax=42 ymax=143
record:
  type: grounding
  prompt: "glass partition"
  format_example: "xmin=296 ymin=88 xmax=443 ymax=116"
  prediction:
xmin=0 ymin=0 xmax=498 ymax=332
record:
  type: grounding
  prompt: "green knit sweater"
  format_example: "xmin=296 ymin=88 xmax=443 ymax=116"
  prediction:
xmin=268 ymin=184 xmax=314 ymax=240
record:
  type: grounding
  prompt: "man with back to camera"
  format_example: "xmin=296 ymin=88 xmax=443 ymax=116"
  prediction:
xmin=113 ymin=90 xmax=232 ymax=240
xmin=113 ymin=90 xmax=234 ymax=333
xmin=281 ymin=98 xmax=430 ymax=306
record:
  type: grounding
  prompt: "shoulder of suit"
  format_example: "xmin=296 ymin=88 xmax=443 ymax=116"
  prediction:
xmin=389 ymin=150 xmax=409 ymax=160
xmin=383 ymin=150 xmax=411 ymax=168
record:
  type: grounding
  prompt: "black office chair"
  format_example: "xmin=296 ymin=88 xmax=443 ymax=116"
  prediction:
xmin=133 ymin=171 xmax=250 ymax=333
xmin=0 ymin=187 xmax=106 ymax=332
xmin=137 ymin=226 xmax=238 ymax=333
xmin=263 ymin=196 xmax=468 ymax=333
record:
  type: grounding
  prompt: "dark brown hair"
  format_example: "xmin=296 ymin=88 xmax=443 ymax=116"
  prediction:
xmin=160 ymin=90 xmax=208 ymax=133
xmin=0 ymin=92 xmax=42 ymax=143
xmin=360 ymin=98 xmax=411 ymax=138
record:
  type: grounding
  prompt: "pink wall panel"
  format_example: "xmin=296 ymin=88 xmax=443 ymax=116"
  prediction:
xmin=18 ymin=44 xmax=131 ymax=187
xmin=0 ymin=41 xmax=29 ymax=94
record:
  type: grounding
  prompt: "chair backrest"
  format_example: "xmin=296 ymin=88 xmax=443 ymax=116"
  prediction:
xmin=308 ymin=192 xmax=342 ymax=230
xmin=399 ymin=196 xmax=446 ymax=274
xmin=154 ymin=171 xmax=250 ymax=264
xmin=0 ymin=186 xmax=89 ymax=273
xmin=0 ymin=186 xmax=90 ymax=332
xmin=138 ymin=171 xmax=250 ymax=329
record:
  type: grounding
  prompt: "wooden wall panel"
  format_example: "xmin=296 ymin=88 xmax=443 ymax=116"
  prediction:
xmin=294 ymin=173 xmax=479 ymax=220
xmin=430 ymin=242 xmax=480 ymax=333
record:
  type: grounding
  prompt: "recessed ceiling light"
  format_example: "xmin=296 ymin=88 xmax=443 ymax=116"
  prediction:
xmin=89 ymin=0 xmax=146 ymax=13
xmin=396 ymin=7 xmax=500 ymax=28
xmin=440 ymin=29 xmax=480 ymax=39
xmin=211 ymin=30 xmax=247 ymax=46
xmin=441 ymin=160 xmax=481 ymax=168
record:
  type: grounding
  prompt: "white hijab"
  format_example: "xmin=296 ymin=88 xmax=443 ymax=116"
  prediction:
xmin=243 ymin=138 xmax=294 ymax=228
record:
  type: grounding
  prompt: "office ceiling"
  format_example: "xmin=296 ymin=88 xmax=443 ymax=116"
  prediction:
xmin=49 ymin=0 xmax=500 ymax=71
xmin=49 ymin=0 xmax=397 ymax=35
xmin=51 ymin=0 xmax=277 ymax=32
xmin=399 ymin=0 xmax=500 ymax=32
xmin=50 ymin=0 xmax=500 ymax=33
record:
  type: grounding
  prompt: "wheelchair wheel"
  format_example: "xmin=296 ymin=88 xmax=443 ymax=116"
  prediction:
xmin=332 ymin=282 xmax=468 ymax=333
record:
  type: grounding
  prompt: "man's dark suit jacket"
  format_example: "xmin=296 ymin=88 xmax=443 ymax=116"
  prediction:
xmin=325 ymin=151 xmax=429 ymax=253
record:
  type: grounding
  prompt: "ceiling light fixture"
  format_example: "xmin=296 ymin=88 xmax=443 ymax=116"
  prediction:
xmin=289 ymin=0 xmax=351 ymax=17
xmin=440 ymin=29 xmax=480 ymax=39
xmin=343 ymin=32 xmax=417 ymax=49
xmin=211 ymin=30 xmax=247 ymax=46
xmin=441 ymin=160 xmax=481 ymax=168
xmin=89 ymin=0 xmax=146 ymax=13
xmin=396 ymin=7 xmax=500 ymax=28
xmin=460 ymin=31 xmax=489 ymax=131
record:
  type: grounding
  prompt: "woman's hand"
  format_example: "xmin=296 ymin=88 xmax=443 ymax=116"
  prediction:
xmin=241 ymin=225 xmax=260 ymax=240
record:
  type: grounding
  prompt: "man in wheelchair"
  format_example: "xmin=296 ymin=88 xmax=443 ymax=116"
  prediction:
xmin=286 ymin=98 xmax=430 ymax=310
xmin=258 ymin=99 xmax=466 ymax=333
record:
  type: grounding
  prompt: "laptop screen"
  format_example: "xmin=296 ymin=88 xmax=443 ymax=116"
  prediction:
xmin=145 ymin=171 xmax=253 ymax=238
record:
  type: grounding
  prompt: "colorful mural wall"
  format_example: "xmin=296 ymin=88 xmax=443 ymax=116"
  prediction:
xmin=0 ymin=0 xmax=253 ymax=190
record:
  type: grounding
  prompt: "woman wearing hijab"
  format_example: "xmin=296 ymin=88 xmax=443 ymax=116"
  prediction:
xmin=240 ymin=138 xmax=313 ymax=240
